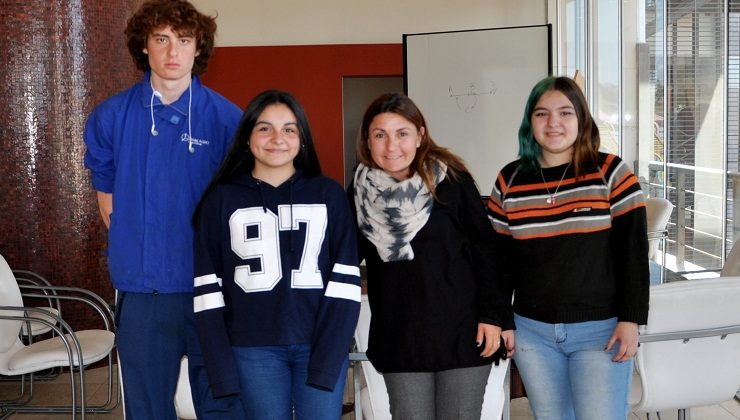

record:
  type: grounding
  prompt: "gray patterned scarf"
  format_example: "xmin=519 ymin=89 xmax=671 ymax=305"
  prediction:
xmin=353 ymin=162 xmax=447 ymax=262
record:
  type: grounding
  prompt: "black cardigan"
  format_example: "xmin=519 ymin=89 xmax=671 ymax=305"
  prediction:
xmin=350 ymin=172 xmax=509 ymax=373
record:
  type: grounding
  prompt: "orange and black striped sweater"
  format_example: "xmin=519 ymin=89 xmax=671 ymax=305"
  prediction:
xmin=487 ymin=152 xmax=649 ymax=327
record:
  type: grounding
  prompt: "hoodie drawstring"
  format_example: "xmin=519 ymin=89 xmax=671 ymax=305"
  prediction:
xmin=257 ymin=181 xmax=268 ymax=214
xmin=254 ymin=175 xmax=297 ymax=253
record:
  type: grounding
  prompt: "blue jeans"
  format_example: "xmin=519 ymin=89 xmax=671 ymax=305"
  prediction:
xmin=233 ymin=344 xmax=348 ymax=420
xmin=513 ymin=314 xmax=633 ymax=420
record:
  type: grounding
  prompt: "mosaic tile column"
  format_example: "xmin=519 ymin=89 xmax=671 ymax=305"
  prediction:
xmin=0 ymin=1 xmax=139 ymax=329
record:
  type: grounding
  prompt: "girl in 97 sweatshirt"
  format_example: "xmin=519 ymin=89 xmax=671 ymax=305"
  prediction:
xmin=192 ymin=90 xmax=361 ymax=419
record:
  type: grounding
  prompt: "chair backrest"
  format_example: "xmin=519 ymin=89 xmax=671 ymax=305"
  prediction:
xmin=355 ymin=295 xmax=391 ymax=420
xmin=720 ymin=240 xmax=740 ymax=277
xmin=174 ymin=356 xmax=197 ymax=419
xmin=645 ymin=197 xmax=673 ymax=231
xmin=480 ymin=353 xmax=509 ymax=420
xmin=631 ymin=277 xmax=740 ymax=412
xmin=0 ymin=254 xmax=24 ymax=353
xmin=644 ymin=197 xmax=674 ymax=260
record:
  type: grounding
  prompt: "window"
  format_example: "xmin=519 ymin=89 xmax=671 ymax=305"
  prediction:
xmin=556 ymin=0 xmax=740 ymax=274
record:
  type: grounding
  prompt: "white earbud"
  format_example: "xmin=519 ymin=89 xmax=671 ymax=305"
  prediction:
xmin=150 ymin=88 xmax=162 ymax=136
xmin=187 ymin=82 xmax=194 ymax=153
xmin=148 ymin=80 xmax=194 ymax=153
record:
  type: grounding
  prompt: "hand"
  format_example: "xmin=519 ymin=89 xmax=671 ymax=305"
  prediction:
xmin=605 ymin=321 xmax=639 ymax=362
xmin=96 ymin=191 xmax=113 ymax=229
xmin=476 ymin=323 xmax=502 ymax=357
xmin=502 ymin=329 xmax=516 ymax=358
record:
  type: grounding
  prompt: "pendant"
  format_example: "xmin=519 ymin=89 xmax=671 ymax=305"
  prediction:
xmin=547 ymin=196 xmax=556 ymax=205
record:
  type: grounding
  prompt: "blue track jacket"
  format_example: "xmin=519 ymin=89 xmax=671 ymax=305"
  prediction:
xmin=83 ymin=72 xmax=242 ymax=293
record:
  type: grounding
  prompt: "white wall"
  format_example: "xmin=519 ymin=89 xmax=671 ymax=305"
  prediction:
xmin=191 ymin=0 xmax=547 ymax=46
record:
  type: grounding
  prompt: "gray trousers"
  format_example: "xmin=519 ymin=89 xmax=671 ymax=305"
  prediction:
xmin=383 ymin=364 xmax=492 ymax=420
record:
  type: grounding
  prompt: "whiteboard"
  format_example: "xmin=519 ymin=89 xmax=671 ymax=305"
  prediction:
xmin=404 ymin=25 xmax=551 ymax=195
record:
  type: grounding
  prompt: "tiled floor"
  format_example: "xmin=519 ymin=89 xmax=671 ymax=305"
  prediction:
xmin=1 ymin=366 xmax=738 ymax=419
xmin=0 ymin=365 xmax=121 ymax=419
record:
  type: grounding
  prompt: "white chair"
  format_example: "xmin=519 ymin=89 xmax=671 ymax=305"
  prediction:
xmin=645 ymin=197 xmax=673 ymax=261
xmin=352 ymin=295 xmax=509 ymax=420
xmin=629 ymin=277 xmax=740 ymax=418
xmin=13 ymin=271 xmax=61 ymax=340
xmin=352 ymin=295 xmax=391 ymax=420
xmin=0 ymin=254 xmax=117 ymax=418
xmin=481 ymin=354 xmax=510 ymax=420
xmin=174 ymin=356 xmax=197 ymax=419
xmin=0 ymin=271 xmax=64 ymax=406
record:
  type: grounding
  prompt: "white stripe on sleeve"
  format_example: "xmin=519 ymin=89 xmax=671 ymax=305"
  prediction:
xmin=194 ymin=273 xmax=222 ymax=288
xmin=194 ymin=292 xmax=225 ymax=313
xmin=332 ymin=263 xmax=360 ymax=277
xmin=324 ymin=281 xmax=361 ymax=302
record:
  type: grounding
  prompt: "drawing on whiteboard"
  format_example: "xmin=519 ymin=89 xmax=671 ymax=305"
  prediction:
xmin=448 ymin=82 xmax=497 ymax=113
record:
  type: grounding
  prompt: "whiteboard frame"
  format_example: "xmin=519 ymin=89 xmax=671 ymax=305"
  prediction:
xmin=403 ymin=25 xmax=552 ymax=195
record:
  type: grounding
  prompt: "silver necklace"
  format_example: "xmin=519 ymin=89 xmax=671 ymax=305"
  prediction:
xmin=539 ymin=162 xmax=571 ymax=205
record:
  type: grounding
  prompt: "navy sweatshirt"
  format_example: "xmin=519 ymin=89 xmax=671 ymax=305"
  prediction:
xmin=193 ymin=170 xmax=361 ymax=398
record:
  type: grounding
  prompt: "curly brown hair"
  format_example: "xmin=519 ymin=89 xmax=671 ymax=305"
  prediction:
xmin=125 ymin=0 xmax=217 ymax=75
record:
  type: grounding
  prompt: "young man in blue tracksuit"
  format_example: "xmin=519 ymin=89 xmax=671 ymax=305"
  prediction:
xmin=82 ymin=1 xmax=243 ymax=418
xmin=193 ymin=90 xmax=361 ymax=419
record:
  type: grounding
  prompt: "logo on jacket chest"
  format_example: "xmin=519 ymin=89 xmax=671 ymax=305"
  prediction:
xmin=181 ymin=133 xmax=210 ymax=148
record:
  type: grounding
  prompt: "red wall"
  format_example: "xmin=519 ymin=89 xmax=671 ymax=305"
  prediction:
xmin=202 ymin=44 xmax=403 ymax=184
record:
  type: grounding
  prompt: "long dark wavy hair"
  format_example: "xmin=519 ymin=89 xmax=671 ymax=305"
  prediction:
xmin=194 ymin=90 xmax=322 ymax=223
xmin=125 ymin=0 xmax=217 ymax=75
xmin=517 ymin=76 xmax=600 ymax=178
xmin=357 ymin=93 xmax=470 ymax=199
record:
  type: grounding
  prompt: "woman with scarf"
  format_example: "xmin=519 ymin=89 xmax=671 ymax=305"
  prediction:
xmin=349 ymin=93 xmax=512 ymax=419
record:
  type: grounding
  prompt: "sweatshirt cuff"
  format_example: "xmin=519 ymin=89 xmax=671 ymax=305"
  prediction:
xmin=210 ymin=379 xmax=240 ymax=399
xmin=307 ymin=369 xmax=338 ymax=392
xmin=619 ymin=308 xmax=649 ymax=325
xmin=477 ymin=316 xmax=501 ymax=327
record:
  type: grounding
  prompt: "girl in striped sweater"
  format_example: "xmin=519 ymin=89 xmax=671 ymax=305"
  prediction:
xmin=487 ymin=76 xmax=650 ymax=420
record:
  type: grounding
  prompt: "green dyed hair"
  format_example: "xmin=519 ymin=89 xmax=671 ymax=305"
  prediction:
xmin=517 ymin=76 xmax=600 ymax=178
